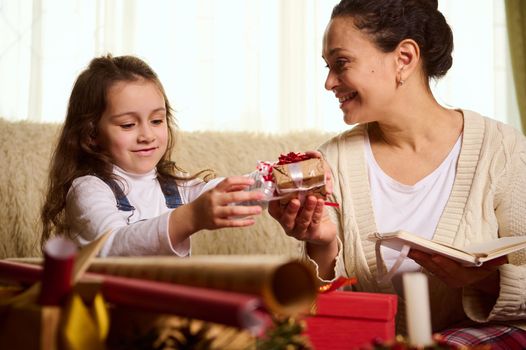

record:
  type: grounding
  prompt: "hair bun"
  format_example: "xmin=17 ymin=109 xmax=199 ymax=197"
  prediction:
xmin=422 ymin=0 xmax=438 ymax=10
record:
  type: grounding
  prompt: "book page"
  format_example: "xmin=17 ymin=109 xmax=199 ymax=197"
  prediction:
xmin=371 ymin=231 xmax=479 ymax=265
xmin=373 ymin=231 xmax=526 ymax=265
xmin=463 ymin=236 xmax=526 ymax=256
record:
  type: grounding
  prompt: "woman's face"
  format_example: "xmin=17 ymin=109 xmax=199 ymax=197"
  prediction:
xmin=322 ymin=17 xmax=399 ymax=125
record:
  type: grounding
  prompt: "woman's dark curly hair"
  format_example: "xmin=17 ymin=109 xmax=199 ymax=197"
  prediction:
xmin=331 ymin=0 xmax=453 ymax=80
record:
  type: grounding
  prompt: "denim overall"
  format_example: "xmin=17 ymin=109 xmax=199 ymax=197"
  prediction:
xmin=101 ymin=176 xmax=183 ymax=212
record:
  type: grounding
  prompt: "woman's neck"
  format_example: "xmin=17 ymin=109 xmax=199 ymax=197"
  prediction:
xmin=369 ymin=102 xmax=463 ymax=152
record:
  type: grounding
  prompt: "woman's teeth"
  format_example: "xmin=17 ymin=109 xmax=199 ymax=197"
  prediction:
xmin=338 ymin=91 xmax=357 ymax=103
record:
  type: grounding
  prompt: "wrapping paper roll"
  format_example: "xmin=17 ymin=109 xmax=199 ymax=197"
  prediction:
xmin=38 ymin=237 xmax=77 ymax=305
xmin=86 ymin=255 xmax=318 ymax=316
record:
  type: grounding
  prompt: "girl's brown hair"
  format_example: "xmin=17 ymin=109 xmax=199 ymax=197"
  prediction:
xmin=41 ymin=54 xmax=213 ymax=249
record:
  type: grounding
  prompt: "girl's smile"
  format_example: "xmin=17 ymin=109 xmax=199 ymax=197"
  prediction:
xmin=132 ymin=147 xmax=159 ymax=156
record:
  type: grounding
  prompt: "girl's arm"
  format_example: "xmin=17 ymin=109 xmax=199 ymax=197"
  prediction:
xmin=67 ymin=175 xmax=264 ymax=256
xmin=66 ymin=176 xmax=179 ymax=256
xmin=167 ymin=176 xmax=265 ymax=246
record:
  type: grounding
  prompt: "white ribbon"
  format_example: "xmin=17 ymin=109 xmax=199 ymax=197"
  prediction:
xmin=375 ymin=236 xmax=410 ymax=285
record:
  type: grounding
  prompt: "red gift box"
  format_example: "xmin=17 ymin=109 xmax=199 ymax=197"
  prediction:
xmin=306 ymin=291 xmax=398 ymax=349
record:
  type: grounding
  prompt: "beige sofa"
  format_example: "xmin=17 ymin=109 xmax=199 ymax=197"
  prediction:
xmin=0 ymin=118 xmax=334 ymax=259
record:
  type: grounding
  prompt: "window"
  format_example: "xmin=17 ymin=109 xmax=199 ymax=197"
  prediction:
xmin=0 ymin=0 xmax=519 ymax=132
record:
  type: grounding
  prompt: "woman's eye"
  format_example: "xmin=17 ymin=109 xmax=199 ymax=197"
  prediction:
xmin=325 ymin=59 xmax=347 ymax=72
xmin=335 ymin=59 xmax=347 ymax=69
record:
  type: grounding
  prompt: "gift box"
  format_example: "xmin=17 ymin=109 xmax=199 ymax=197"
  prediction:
xmin=270 ymin=153 xmax=328 ymax=204
xmin=272 ymin=157 xmax=325 ymax=192
xmin=306 ymin=291 xmax=398 ymax=350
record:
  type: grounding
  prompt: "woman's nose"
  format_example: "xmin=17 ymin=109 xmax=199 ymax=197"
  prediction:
xmin=324 ymin=70 xmax=338 ymax=91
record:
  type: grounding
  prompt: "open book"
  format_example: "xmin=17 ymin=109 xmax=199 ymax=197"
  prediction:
xmin=369 ymin=230 xmax=526 ymax=267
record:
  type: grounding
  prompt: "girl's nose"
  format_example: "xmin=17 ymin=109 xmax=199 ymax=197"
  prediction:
xmin=138 ymin=125 xmax=155 ymax=143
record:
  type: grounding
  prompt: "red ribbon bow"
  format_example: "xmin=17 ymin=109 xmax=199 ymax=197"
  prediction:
xmin=276 ymin=152 xmax=312 ymax=165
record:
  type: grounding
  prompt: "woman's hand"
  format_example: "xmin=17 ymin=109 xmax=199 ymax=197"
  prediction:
xmin=408 ymin=250 xmax=507 ymax=296
xmin=268 ymin=150 xmax=336 ymax=245
xmin=268 ymin=151 xmax=339 ymax=279
xmin=268 ymin=195 xmax=335 ymax=244
xmin=190 ymin=176 xmax=265 ymax=231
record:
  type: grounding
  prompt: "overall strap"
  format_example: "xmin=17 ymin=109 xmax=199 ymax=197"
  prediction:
xmin=98 ymin=177 xmax=135 ymax=212
xmin=158 ymin=176 xmax=183 ymax=209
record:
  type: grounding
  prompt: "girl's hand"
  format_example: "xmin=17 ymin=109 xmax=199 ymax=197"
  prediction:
xmin=191 ymin=176 xmax=265 ymax=230
xmin=408 ymin=250 xmax=507 ymax=296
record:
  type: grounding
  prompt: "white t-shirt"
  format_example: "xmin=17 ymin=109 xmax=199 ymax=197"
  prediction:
xmin=365 ymin=133 xmax=462 ymax=293
xmin=65 ymin=166 xmax=222 ymax=257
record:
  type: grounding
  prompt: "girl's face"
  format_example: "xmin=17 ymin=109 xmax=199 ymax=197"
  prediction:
xmin=96 ymin=79 xmax=168 ymax=174
xmin=322 ymin=17 xmax=398 ymax=125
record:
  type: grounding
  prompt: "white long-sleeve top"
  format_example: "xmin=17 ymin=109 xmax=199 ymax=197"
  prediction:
xmin=65 ymin=166 xmax=222 ymax=257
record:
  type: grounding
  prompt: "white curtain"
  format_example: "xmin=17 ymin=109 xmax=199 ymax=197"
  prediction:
xmin=0 ymin=0 xmax=520 ymax=133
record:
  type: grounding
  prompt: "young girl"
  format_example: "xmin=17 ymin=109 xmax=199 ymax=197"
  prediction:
xmin=41 ymin=54 xmax=264 ymax=257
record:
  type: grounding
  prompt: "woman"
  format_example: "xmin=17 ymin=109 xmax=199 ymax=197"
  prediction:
xmin=269 ymin=0 xmax=526 ymax=347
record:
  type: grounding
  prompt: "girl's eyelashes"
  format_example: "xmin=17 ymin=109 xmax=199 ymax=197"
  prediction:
xmin=150 ymin=114 xmax=166 ymax=125
xmin=120 ymin=123 xmax=135 ymax=129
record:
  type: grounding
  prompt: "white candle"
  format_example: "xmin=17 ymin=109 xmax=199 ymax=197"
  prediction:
xmin=403 ymin=272 xmax=433 ymax=347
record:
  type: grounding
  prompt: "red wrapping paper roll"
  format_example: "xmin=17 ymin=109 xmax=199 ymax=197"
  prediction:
xmin=0 ymin=260 xmax=267 ymax=334
xmin=38 ymin=237 xmax=77 ymax=305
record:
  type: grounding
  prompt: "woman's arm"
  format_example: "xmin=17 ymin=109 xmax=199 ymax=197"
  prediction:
xmin=269 ymin=194 xmax=339 ymax=279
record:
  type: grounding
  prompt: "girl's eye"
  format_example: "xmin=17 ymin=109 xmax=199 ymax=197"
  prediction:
xmin=151 ymin=118 xmax=164 ymax=125
xmin=120 ymin=123 xmax=135 ymax=129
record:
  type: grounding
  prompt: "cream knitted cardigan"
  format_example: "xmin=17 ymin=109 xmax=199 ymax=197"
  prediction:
xmin=317 ymin=109 xmax=526 ymax=332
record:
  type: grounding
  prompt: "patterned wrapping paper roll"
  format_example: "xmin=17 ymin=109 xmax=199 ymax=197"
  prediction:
xmin=85 ymin=255 xmax=318 ymax=316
